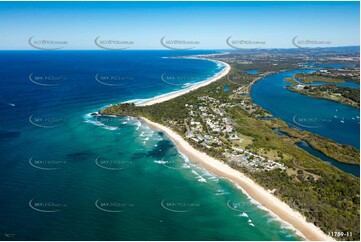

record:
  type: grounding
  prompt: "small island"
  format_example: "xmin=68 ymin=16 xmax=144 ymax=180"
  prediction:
xmin=285 ymin=71 xmax=360 ymax=108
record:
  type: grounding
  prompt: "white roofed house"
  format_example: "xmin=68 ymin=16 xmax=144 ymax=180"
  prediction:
xmin=229 ymin=133 xmax=240 ymax=140
xmin=296 ymin=84 xmax=305 ymax=89
xmin=196 ymin=134 xmax=204 ymax=141
xmin=186 ymin=130 xmax=195 ymax=138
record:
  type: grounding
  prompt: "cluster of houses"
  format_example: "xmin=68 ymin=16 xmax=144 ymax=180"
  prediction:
xmin=225 ymin=147 xmax=287 ymax=172
xmin=236 ymin=100 xmax=260 ymax=114
xmin=184 ymin=96 xmax=236 ymax=149
xmin=317 ymin=69 xmax=359 ymax=79
xmin=298 ymin=62 xmax=359 ymax=80
xmin=184 ymin=95 xmax=287 ymax=172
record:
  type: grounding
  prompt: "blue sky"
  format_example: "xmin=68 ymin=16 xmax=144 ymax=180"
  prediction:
xmin=0 ymin=1 xmax=359 ymax=50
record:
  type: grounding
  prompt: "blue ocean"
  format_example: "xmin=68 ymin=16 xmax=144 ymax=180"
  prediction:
xmin=0 ymin=51 xmax=302 ymax=240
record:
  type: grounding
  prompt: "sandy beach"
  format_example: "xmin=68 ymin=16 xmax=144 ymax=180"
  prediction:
xmin=137 ymin=58 xmax=230 ymax=106
xmin=133 ymin=57 xmax=334 ymax=240
xmin=132 ymin=56 xmax=334 ymax=240
xmin=141 ymin=117 xmax=334 ymax=241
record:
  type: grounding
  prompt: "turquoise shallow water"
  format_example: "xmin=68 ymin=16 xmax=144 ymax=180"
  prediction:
xmin=0 ymin=51 xmax=302 ymax=240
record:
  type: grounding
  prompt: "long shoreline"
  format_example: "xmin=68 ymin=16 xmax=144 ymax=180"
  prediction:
xmin=133 ymin=57 xmax=334 ymax=241
xmin=140 ymin=117 xmax=334 ymax=241
xmin=137 ymin=58 xmax=230 ymax=106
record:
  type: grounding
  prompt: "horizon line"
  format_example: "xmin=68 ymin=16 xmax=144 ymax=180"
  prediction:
xmin=0 ymin=45 xmax=360 ymax=51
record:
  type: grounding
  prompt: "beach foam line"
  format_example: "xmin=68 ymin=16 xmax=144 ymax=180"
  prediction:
xmin=136 ymin=59 xmax=230 ymax=107
xmin=140 ymin=117 xmax=334 ymax=241
xmin=123 ymin=99 xmax=149 ymax=105
xmin=115 ymin=56 xmax=228 ymax=108
xmin=83 ymin=112 xmax=123 ymax=131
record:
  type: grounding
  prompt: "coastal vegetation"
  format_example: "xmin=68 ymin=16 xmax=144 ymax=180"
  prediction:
xmin=268 ymin=119 xmax=360 ymax=165
xmin=288 ymin=84 xmax=360 ymax=108
xmin=100 ymin=62 xmax=360 ymax=240
xmin=284 ymin=77 xmax=298 ymax=85
xmin=295 ymin=73 xmax=345 ymax=84
xmin=286 ymin=75 xmax=360 ymax=108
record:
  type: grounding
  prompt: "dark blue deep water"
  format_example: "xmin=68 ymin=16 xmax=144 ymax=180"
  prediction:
xmin=0 ymin=51 xmax=302 ymax=240
xmin=296 ymin=141 xmax=359 ymax=177
xmin=251 ymin=69 xmax=360 ymax=149
xmin=252 ymin=68 xmax=360 ymax=177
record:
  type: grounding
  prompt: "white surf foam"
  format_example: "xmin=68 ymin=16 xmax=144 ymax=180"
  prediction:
xmin=231 ymin=183 xmax=306 ymax=239
xmin=191 ymin=170 xmax=207 ymax=183
xmin=215 ymin=189 xmax=230 ymax=196
xmin=83 ymin=112 xmax=119 ymax=131
xmin=239 ymin=212 xmax=248 ymax=217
